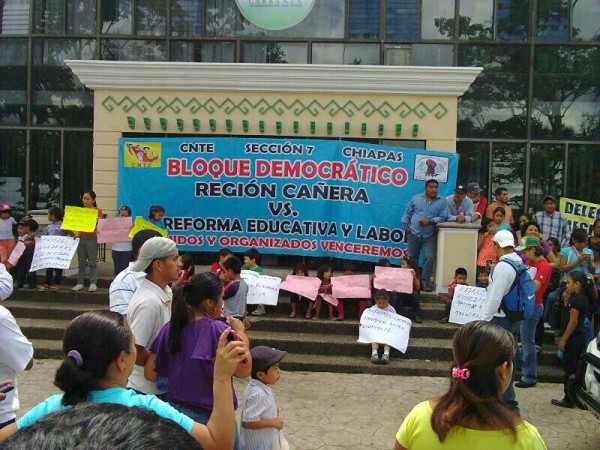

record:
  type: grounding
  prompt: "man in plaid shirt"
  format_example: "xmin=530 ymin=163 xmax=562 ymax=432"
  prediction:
xmin=534 ymin=196 xmax=569 ymax=247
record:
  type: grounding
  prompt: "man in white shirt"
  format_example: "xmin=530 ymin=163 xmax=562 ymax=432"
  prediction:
xmin=109 ymin=229 xmax=161 ymax=315
xmin=126 ymin=237 xmax=179 ymax=395
xmin=483 ymin=229 xmax=522 ymax=415
xmin=0 ymin=263 xmax=33 ymax=429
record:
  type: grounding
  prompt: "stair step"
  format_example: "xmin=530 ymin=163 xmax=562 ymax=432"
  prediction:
xmin=17 ymin=318 xmax=70 ymax=340
xmin=5 ymin=300 xmax=106 ymax=320
xmin=9 ymin=288 xmax=109 ymax=305
xmin=30 ymin=339 xmax=63 ymax=359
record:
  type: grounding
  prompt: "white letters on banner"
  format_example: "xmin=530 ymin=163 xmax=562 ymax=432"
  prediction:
xmin=29 ymin=236 xmax=80 ymax=272
xmin=358 ymin=308 xmax=412 ymax=353
xmin=449 ymin=285 xmax=488 ymax=325
xmin=241 ymin=270 xmax=282 ymax=306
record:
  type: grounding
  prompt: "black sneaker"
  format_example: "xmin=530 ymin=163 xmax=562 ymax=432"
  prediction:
xmin=551 ymin=398 xmax=574 ymax=408
xmin=515 ymin=381 xmax=536 ymax=388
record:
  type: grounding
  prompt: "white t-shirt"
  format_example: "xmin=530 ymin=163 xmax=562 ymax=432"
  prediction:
xmin=484 ymin=252 xmax=524 ymax=321
xmin=109 ymin=263 xmax=146 ymax=315
xmin=112 ymin=241 xmax=133 ymax=252
xmin=0 ymin=264 xmax=13 ymax=301
xmin=126 ymin=278 xmax=172 ymax=395
xmin=0 ymin=217 xmax=16 ymax=240
xmin=0 ymin=305 xmax=34 ymax=423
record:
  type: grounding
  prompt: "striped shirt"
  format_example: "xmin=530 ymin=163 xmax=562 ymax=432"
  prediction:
xmin=534 ymin=211 xmax=569 ymax=247
xmin=241 ymin=379 xmax=285 ymax=450
xmin=109 ymin=263 xmax=147 ymax=314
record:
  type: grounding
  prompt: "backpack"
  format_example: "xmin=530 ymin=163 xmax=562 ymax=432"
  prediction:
xmin=497 ymin=258 xmax=536 ymax=322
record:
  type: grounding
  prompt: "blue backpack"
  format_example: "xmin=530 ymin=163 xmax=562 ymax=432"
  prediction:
xmin=498 ymin=258 xmax=536 ymax=322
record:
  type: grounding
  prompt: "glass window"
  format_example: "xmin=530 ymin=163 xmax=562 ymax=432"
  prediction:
xmin=312 ymin=43 xmax=380 ymax=65
xmin=572 ymin=0 xmax=600 ymax=41
xmin=349 ymin=0 xmax=380 ymax=39
xmin=100 ymin=39 xmax=167 ymax=60
xmin=171 ymin=41 xmax=235 ymax=62
xmin=0 ymin=130 xmax=27 ymax=214
xmin=528 ymin=144 xmax=565 ymax=211
xmin=491 ymin=142 xmax=525 ymax=213
xmin=63 ymin=131 xmax=93 ymax=208
xmin=32 ymin=39 xmax=96 ymax=127
xmin=101 ymin=0 xmax=133 ymax=34
xmin=29 ymin=131 xmax=61 ymax=210
xmin=135 ymin=0 xmax=166 ymax=36
xmin=171 ymin=0 xmax=203 ymax=36
xmin=242 ymin=42 xmax=307 ymax=64
xmin=458 ymin=45 xmax=529 ymax=138
xmin=532 ymin=46 xmax=600 ymax=140
xmin=385 ymin=0 xmax=418 ymax=40
xmin=459 ymin=0 xmax=493 ymax=40
xmin=567 ymin=144 xmax=600 ymax=204
xmin=384 ymin=44 xmax=454 ymax=66
xmin=0 ymin=39 xmax=28 ymax=125
xmin=421 ymin=0 xmax=455 ymax=40
xmin=33 ymin=0 xmax=96 ymax=34
xmin=536 ymin=0 xmax=569 ymax=42
xmin=457 ymin=141 xmax=490 ymax=195
xmin=1 ymin=0 xmax=30 ymax=35
xmin=496 ymin=0 xmax=529 ymax=41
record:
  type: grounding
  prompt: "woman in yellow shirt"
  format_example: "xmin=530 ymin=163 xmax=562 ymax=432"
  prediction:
xmin=394 ymin=321 xmax=546 ymax=450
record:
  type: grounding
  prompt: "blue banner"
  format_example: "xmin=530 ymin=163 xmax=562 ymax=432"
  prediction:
xmin=118 ymin=138 xmax=458 ymax=263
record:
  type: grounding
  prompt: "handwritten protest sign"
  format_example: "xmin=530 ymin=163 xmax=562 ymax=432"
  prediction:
xmin=61 ymin=206 xmax=99 ymax=233
xmin=331 ymin=275 xmax=371 ymax=298
xmin=449 ymin=285 xmax=488 ymax=325
xmin=97 ymin=217 xmax=133 ymax=244
xmin=240 ymin=269 xmax=260 ymax=282
xmin=373 ymin=266 xmax=413 ymax=293
xmin=29 ymin=236 xmax=80 ymax=272
xmin=244 ymin=274 xmax=282 ymax=306
xmin=129 ymin=217 xmax=167 ymax=238
xmin=7 ymin=242 xmax=26 ymax=267
xmin=358 ymin=307 xmax=412 ymax=353
xmin=279 ymin=275 xmax=321 ymax=301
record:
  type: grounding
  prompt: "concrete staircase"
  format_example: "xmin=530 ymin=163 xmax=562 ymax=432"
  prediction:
xmin=5 ymin=278 xmax=564 ymax=382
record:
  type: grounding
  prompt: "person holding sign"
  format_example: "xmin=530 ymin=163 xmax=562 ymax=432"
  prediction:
xmin=288 ymin=263 xmax=310 ymax=319
xmin=72 ymin=191 xmax=102 ymax=292
xmin=0 ymin=205 xmax=17 ymax=266
xmin=394 ymin=321 xmax=546 ymax=450
xmin=222 ymin=257 xmax=249 ymax=324
xmin=369 ymin=290 xmax=397 ymax=365
xmin=15 ymin=219 xmax=38 ymax=290
xmin=313 ymin=265 xmax=335 ymax=320
xmin=38 ymin=207 xmax=67 ymax=292
xmin=440 ymin=268 xmax=468 ymax=324
xmin=112 ymin=206 xmax=134 ymax=276
xmin=148 ymin=205 xmax=166 ymax=229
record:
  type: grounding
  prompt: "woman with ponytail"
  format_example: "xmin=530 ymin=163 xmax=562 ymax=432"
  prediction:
xmin=394 ymin=321 xmax=546 ymax=450
xmin=145 ymin=272 xmax=251 ymax=450
xmin=0 ymin=310 xmax=247 ymax=450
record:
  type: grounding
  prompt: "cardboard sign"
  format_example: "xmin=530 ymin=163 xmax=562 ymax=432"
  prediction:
xmin=7 ymin=242 xmax=25 ymax=266
xmin=97 ymin=217 xmax=133 ymax=244
xmin=331 ymin=274 xmax=371 ymax=298
xmin=61 ymin=206 xmax=99 ymax=233
xmin=29 ymin=236 xmax=80 ymax=272
xmin=373 ymin=266 xmax=413 ymax=293
xmin=560 ymin=197 xmax=600 ymax=236
xmin=320 ymin=293 xmax=338 ymax=306
xmin=244 ymin=274 xmax=282 ymax=306
xmin=358 ymin=307 xmax=412 ymax=353
xmin=129 ymin=217 xmax=167 ymax=239
xmin=279 ymin=275 xmax=321 ymax=301
xmin=449 ymin=285 xmax=488 ymax=325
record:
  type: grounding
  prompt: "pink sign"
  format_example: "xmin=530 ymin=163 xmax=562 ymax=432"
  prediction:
xmin=320 ymin=294 xmax=339 ymax=306
xmin=7 ymin=242 xmax=26 ymax=267
xmin=96 ymin=217 xmax=133 ymax=244
xmin=279 ymin=275 xmax=321 ymax=301
xmin=373 ymin=266 xmax=414 ymax=293
xmin=331 ymin=275 xmax=371 ymax=299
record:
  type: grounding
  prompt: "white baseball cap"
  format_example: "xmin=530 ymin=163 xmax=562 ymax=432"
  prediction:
xmin=493 ymin=229 xmax=516 ymax=248
xmin=130 ymin=237 xmax=178 ymax=272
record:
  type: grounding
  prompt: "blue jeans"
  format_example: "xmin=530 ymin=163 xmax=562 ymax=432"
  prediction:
xmin=491 ymin=315 xmax=521 ymax=416
xmin=407 ymin=233 xmax=436 ymax=286
xmin=519 ymin=304 xmax=544 ymax=384
xmin=544 ymin=289 xmax=561 ymax=328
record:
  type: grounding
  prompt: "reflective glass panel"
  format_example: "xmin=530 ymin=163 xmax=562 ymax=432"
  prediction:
xmin=567 ymin=144 xmax=600 ymax=204
xmin=170 ymin=41 xmax=235 ymax=62
xmin=33 ymin=0 xmax=96 ymax=34
xmin=0 ymin=0 xmax=30 ymax=35
xmin=496 ymin=0 xmax=529 ymax=41
xmin=63 ymin=131 xmax=93 ymax=208
xmin=135 ymin=0 xmax=166 ymax=36
xmin=459 ymin=0 xmax=493 ymax=40
xmin=384 ymin=44 xmax=454 ymax=66
xmin=100 ymin=39 xmax=167 ymax=61
xmin=101 ymin=0 xmax=132 ymax=34
xmin=457 ymin=142 xmax=490 ymax=195
xmin=0 ymin=39 xmax=27 ymax=125
xmin=528 ymin=144 xmax=565 ymax=211
xmin=385 ymin=0 xmax=418 ymax=40
xmin=171 ymin=0 xmax=203 ymax=36
xmin=491 ymin=142 xmax=525 ymax=213
xmin=312 ymin=43 xmax=380 ymax=65
xmin=242 ymin=42 xmax=307 ymax=64
xmin=0 ymin=130 xmax=26 ymax=214
xmin=29 ymin=131 xmax=61 ymax=210
xmin=536 ymin=0 xmax=569 ymax=42
xmin=349 ymin=0 xmax=380 ymax=39
xmin=32 ymin=39 xmax=96 ymax=127
xmin=421 ymin=0 xmax=455 ymax=39
xmin=572 ymin=0 xmax=600 ymax=41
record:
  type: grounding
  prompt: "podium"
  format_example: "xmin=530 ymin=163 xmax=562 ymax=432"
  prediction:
xmin=435 ymin=222 xmax=481 ymax=294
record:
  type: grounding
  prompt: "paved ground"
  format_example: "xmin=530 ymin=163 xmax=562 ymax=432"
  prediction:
xmin=15 ymin=359 xmax=600 ymax=449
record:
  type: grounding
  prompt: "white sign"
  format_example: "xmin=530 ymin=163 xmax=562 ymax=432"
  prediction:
xmin=29 ymin=236 xmax=80 ymax=272
xmin=449 ymin=285 xmax=488 ymax=325
xmin=358 ymin=308 xmax=412 ymax=353
xmin=243 ymin=273 xmax=282 ymax=306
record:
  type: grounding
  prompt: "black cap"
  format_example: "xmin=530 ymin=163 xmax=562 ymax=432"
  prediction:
xmin=250 ymin=346 xmax=287 ymax=374
xmin=466 ymin=182 xmax=482 ymax=194
xmin=543 ymin=195 xmax=557 ymax=204
xmin=454 ymin=185 xmax=466 ymax=195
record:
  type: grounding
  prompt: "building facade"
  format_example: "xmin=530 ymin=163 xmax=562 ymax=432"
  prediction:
xmin=1 ymin=0 xmax=599 ymax=216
